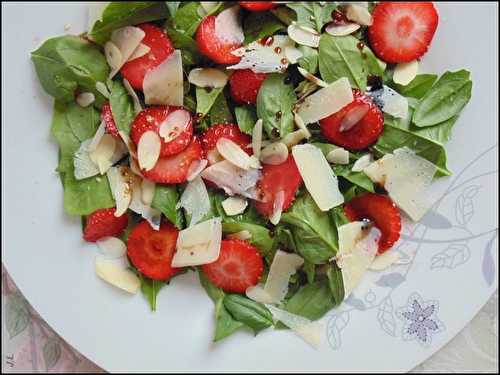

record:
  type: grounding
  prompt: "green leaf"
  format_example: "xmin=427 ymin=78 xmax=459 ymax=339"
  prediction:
xmin=199 ymin=269 xmax=225 ymax=302
xmin=413 ymin=70 xmax=472 ymax=127
xmin=303 ymin=260 xmax=316 ymax=284
xmin=171 ymin=1 xmax=204 ymax=37
xmin=256 ymin=73 xmax=296 ymax=139
xmin=235 ymin=106 xmax=257 ymax=135
xmin=5 ymin=293 xmax=30 ymax=338
xmin=196 ymin=87 xmax=224 ymax=116
xmin=223 ymin=294 xmax=274 ymax=333
xmin=209 ymin=89 xmax=234 ymax=125
xmin=282 ymin=280 xmax=335 ymax=321
xmin=243 ymin=11 xmax=285 ymax=44
xmin=281 ymin=193 xmax=338 ymax=264
xmin=392 ymin=74 xmax=438 ymax=99
xmin=287 ymin=2 xmax=336 ymax=32
xmin=152 ymin=184 xmax=183 ymax=229
xmin=214 ymin=298 xmax=244 ymax=341
xmin=164 ymin=22 xmax=202 ymax=66
xmin=139 ymin=275 xmax=166 ymax=311
xmin=270 ymin=7 xmax=296 ymax=26
xmin=326 ymin=264 xmax=344 ymax=306
xmin=109 ymin=80 xmax=135 ymax=136
xmin=89 ymin=2 xmax=168 ymax=44
xmin=222 ymin=222 xmax=273 ymax=256
xmin=43 ymin=337 xmax=62 ymax=371
xmin=298 ymin=46 xmax=319 ymax=74
xmin=165 ymin=1 xmax=181 ymax=16
xmin=31 ymin=35 xmax=109 ymax=104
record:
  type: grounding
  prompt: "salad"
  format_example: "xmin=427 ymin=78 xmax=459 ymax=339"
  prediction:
xmin=31 ymin=1 xmax=472 ymax=346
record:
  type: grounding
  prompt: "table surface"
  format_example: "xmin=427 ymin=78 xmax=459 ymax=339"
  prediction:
xmin=1 ymin=265 xmax=497 ymax=373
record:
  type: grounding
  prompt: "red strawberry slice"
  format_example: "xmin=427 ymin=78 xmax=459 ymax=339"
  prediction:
xmin=120 ymin=23 xmax=175 ymax=90
xmin=127 ymin=220 xmax=181 ymax=281
xmin=229 ymin=69 xmax=267 ymax=105
xmin=196 ymin=15 xmax=242 ymax=64
xmin=368 ymin=2 xmax=439 ymax=63
xmin=83 ymin=208 xmax=128 ymax=242
xmin=254 ymin=155 xmax=303 ymax=218
xmin=239 ymin=2 xmax=276 ymax=11
xmin=201 ymin=239 xmax=264 ymax=293
xmin=320 ymin=89 xmax=383 ymax=151
xmin=101 ymin=102 xmax=120 ymax=139
xmin=141 ymin=137 xmax=202 ymax=184
xmin=344 ymin=193 xmax=402 ymax=254
xmin=200 ymin=123 xmax=252 ymax=164
xmin=131 ymin=106 xmax=193 ymax=157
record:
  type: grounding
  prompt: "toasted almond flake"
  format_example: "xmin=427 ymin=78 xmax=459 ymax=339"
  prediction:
xmin=187 ymin=159 xmax=208 ymax=181
xmin=252 ymin=119 xmax=263 ymax=159
xmin=270 ymin=190 xmax=285 ymax=225
xmin=107 ymin=166 xmax=133 ymax=216
xmin=393 ymin=60 xmax=419 ymax=86
xmin=325 ymin=22 xmax=361 ymax=36
xmin=297 ymin=67 xmax=328 ymax=88
xmin=207 ymin=149 xmax=224 ymax=165
xmin=129 ymin=157 xmax=143 ymax=177
xmin=119 ymin=130 xmax=137 ymax=159
xmin=216 ymin=138 xmax=254 ymax=170
xmin=227 ymin=230 xmax=252 ymax=241
xmin=260 ymin=142 xmax=289 ymax=165
xmin=352 ymin=154 xmax=373 ymax=172
xmin=215 ymin=5 xmax=244 ymax=45
xmin=127 ymin=43 xmax=150 ymax=62
xmin=188 ymin=68 xmax=228 ymax=88
xmin=264 ymin=250 xmax=304 ymax=303
xmin=222 ymin=196 xmax=248 ymax=216
xmin=89 ymin=134 xmax=116 ymax=174
xmin=296 ymin=77 xmax=354 ymax=125
xmin=326 ymin=148 xmax=350 ymax=165
xmin=281 ymin=129 xmax=307 ymax=148
xmin=340 ymin=103 xmax=369 ymax=132
xmin=143 ymin=50 xmax=183 ymax=106
xmin=104 ymin=41 xmax=122 ymax=70
xmin=95 ymin=81 xmax=110 ymax=98
xmin=287 ymin=24 xmax=320 ymax=48
xmin=141 ymin=179 xmax=155 ymax=206
xmin=249 ymin=155 xmax=261 ymax=169
xmin=95 ymin=256 xmax=140 ymax=294
xmin=137 ymin=131 xmax=161 ymax=171
xmin=123 ymin=78 xmax=142 ymax=114
xmin=109 ymin=26 xmax=145 ymax=78
xmin=345 ymin=4 xmax=373 ymax=26
xmin=76 ymin=92 xmax=95 ymax=107
xmin=284 ymin=46 xmax=303 ymax=64
xmin=293 ymin=112 xmax=311 ymax=138
xmin=96 ymin=236 xmax=127 ymax=259
xmin=369 ymin=251 xmax=401 ymax=271
xmin=158 ymin=109 xmax=191 ymax=142
xmin=201 ymin=160 xmax=261 ymax=198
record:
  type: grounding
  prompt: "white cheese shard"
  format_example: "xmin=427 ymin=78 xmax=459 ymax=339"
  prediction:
xmin=295 ymin=77 xmax=354 ymax=124
xmin=96 ymin=236 xmax=127 ymax=259
xmin=74 ymin=139 xmax=100 ymax=180
xmin=141 ymin=179 xmax=155 ymax=206
xmin=337 ymin=222 xmax=381 ymax=298
xmin=187 ymin=159 xmax=208 ymax=181
xmin=292 ymin=144 xmax=344 ymax=211
xmin=108 ymin=26 xmax=146 ymax=78
xmin=143 ymin=50 xmax=183 ymax=106
xmin=188 ymin=68 xmax=228 ymax=88
xmin=260 ymin=142 xmax=288 ymax=165
xmin=325 ymin=22 xmax=360 ymax=37
xmin=177 ymin=176 xmax=211 ymax=226
xmin=137 ymin=131 xmax=161 ymax=171
xmin=106 ymin=166 xmax=132 ymax=217
xmin=252 ymin=119 xmax=263 ymax=159
xmin=123 ymin=78 xmax=142 ymax=114
xmin=393 ymin=60 xmax=419 ymax=86
xmin=246 ymin=285 xmax=274 ymax=304
xmin=345 ymin=4 xmax=373 ymax=26
xmin=264 ymin=250 xmax=304 ymax=303
xmin=364 ymin=148 xmax=436 ymax=221
xmin=326 ymin=148 xmax=349 ymax=165
xmin=158 ymin=109 xmax=191 ymax=143
xmin=351 ymin=153 xmax=373 ymax=172
xmin=127 ymin=43 xmax=150 ymax=62
xmin=369 ymin=251 xmax=401 ymax=271
xmin=76 ymin=92 xmax=95 ymax=107
xmin=95 ymin=256 xmax=140 ymax=294
xmin=201 ymin=160 xmax=261 ymax=198
xmin=284 ymin=46 xmax=303 ymax=64
xmin=89 ymin=134 xmax=116 ymax=174
xmin=270 ymin=190 xmax=285 ymax=225
xmin=287 ymin=23 xmax=320 ymax=48
xmin=216 ymin=138 xmax=254 ymax=170
xmin=215 ymin=5 xmax=244 ymax=45
xmin=222 ymin=196 xmax=248 ymax=216
xmin=227 ymin=230 xmax=252 ymax=241
xmin=368 ymin=85 xmax=408 ymax=119
xmin=172 ymin=217 xmax=222 ymax=267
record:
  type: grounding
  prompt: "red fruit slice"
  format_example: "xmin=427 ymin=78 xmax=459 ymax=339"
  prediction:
xmin=368 ymin=2 xmax=439 ymax=63
xmin=239 ymin=1 xmax=276 ymax=11
xmin=344 ymin=193 xmax=402 ymax=254
xmin=131 ymin=106 xmax=193 ymax=157
xmin=83 ymin=208 xmax=128 ymax=242
xmin=229 ymin=69 xmax=267 ymax=105
xmin=120 ymin=23 xmax=175 ymax=90
xmin=127 ymin=220 xmax=181 ymax=280
xmin=196 ymin=15 xmax=242 ymax=64
xmin=141 ymin=137 xmax=202 ymax=184
xmin=200 ymin=123 xmax=252 ymax=164
xmin=254 ymin=155 xmax=303 ymax=218
xmin=201 ymin=239 xmax=264 ymax=293
xmin=101 ymin=102 xmax=120 ymax=139
xmin=319 ymin=89 xmax=383 ymax=151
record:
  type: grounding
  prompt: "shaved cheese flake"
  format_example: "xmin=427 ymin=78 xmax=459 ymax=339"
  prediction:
xmin=127 ymin=43 xmax=150 ymax=62
xmin=96 ymin=236 xmax=127 ymax=259
xmin=294 ymin=112 xmax=311 ymax=138
xmin=260 ymin=142 xmax=288 ymax=165
xmin=200 ymin=1 xmax=220 ymax=14
xmin=216 ymin=137 xmax=254 ymax=170
xmin=326 ymin=148 xmax=349 ymax=165
xmin=201 ymin=160 xmax=260 ymax=197
xmin=393 ymin=60 xmax=419 ymax=86
xmin=137 ymin=131 xmax=161 ymax=171
xmin=159 ymin=109 xmax=191 ymax=143
xmin=143 ymin=50 xmax=183 ymax=106
xmin=270 ymin=190 xmax=285 ymax=225
xmin=351 ymin=153 xmax=373 ymax=172
xmin=340 ymin=103 xmax=369 ymax=132
xmin=252 ymin=119 xmax=263 ymax=159
xmin=188 ymin=68 xmax=228 ymax=88
xmin=74 ymin=139 xmax=100 ymax=180
xmin=89 ymin=134 xmax=116 ymax=174
xmin=369 ymin=251 xmax=401 ymax=271
xmin=284 ymin=46 xmax=303 ymax=64
xmin=187 ymin=159 xmax=208 ymax=181
xmin=76 ymin=92 xmax=95 ymax=107
xmin=215 ymin=5 xmax=244 ymax=44
xmin=282 ymin=129 xmax=307 ymax=148
xmin=123 ymin=78 xmax=142 ymax=114
xmin=173 ymin=217 xmax=222 ymax=267
xmin=222 ymin=196 xmax=248 ymax=216
xmin=106 ymin=166 xmax=133 ymax=216
xmin=287 ymin=23 xmax=320 ymax=48
xmin=368 ymin=85 xmax=408 ymax=119
xmin=109 ymin=26 xmax=145 ymax=78
xmin=227 ymin=230 xmax=252 ymax=241
xmin=292 ymin=144 xmax=344 ymax=211
xmin=325 ymin=22 xmax=360 ymax=36
xmin=142 ymin=206 xmax=162 ymax=230
xmin=95 ymin=256 xmax=140 ymax=294
xmin=246 ymin=285 xmax=273 ymax=304
xmin=297 ymin=67 xmax=328 ymax=88
xmin=296 ymin=77 xmax=353 ymax=124
xmin=264 ymin=250 xmax=304 ymax=303
xmin=141 ymin=179 xmax=155 ymax=206
xmin=104 ymin=41 xmax=122 ymax=70
xmin=345 ymin=4 xmax=373 ymax=26
xmin=95 ymin=81 xmax=110 ymax=98
xmin=177 ymin=176 xmax=211 ymax=226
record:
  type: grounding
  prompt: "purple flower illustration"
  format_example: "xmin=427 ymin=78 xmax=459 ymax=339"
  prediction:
xmin=396 ymin=293 xmax=445 ymax=347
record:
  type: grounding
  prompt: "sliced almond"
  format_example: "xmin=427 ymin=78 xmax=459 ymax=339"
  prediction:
xmin=104 ymin=41 xmax=122 ymax=70
xmin=96 ymin=236 xmax=127 ymax=259
xmin=222 ymin=196 xmax=248 ymax=216
xmin=293 ymin=112 xmax=311 ymax=138
xmin=118 ymin=130 xmax=137 ymax=159
xmin=393 ymin=60 xmax=419 ymax=86
xmin=95 ymin=81 xmax=110 ymax=98
xmin=297 ymin=67 xmax=328 ymax=88
xmin=284 ymin=46 xmax=303 ymax=64
xmin=95 ymin=257 xmax=140 ymax=294
xmin=187 ymin=159 xmax=208 ymax=181
xmin=158 ymin=109 xmax=191 ymax=143
xmin=127 ymin=43 xmax=150 ymax=62
xmin=287 ymin=23 xmax=320 ymax=48
xmin=281 ymin=129 xmax=307 ymax=148
xmin=252 ymin=119 xmax=263 ymax=159
xmin=216 ymin=137 xmax=254 ymax=170
xmin=141 ymin=179 xmax=155 ymax=206
xmin=109 ymin=26 xmax=145 ymax=78
xmin=76 ymin=92 xmax=95 ymax=107
xmin=226 ymin=230 xmax=252 ymax=241
xmin=325 ymin=22 xmax=361 ymax=37
xmin=270 ymin=190 xmax=285 ymax=225
xmin=339 ymin=103 xmax=369 ymax=132
xmin=207 ymin=148 xmax=224 ymax=165
xmin=123 ymin=78 xmax=142 ymax=114
xmin=137 ymin=131 xmax=161 ymax=171
xmin=106 ymin=166 xmax=133 ymax=216
xmin=215 ymin=5 xmax=244 ymax=45
xmin=326 ymin=148 xmax=350 ymax=165
xmin=188 ymin=68 xmax=228 ymax=88
xmin=345 ymin=4 xmax=373 ymax=26
xmin=351 ymin=154 xmax=373 ymax=172
xmin=89 ymin=134 xmax=116 ymax=174
xmin=260 ymin=142 xmax=289 ymax=165
xmin=143 ymin=50 xmax=183 ymax=106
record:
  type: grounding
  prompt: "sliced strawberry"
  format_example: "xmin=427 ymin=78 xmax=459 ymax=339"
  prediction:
xmin=319 ymin=89 xmax=383 ymax=151
xmin=344 ymin=193 xmax=401 ymax=254
xmin=120 ymin=23 xmax=175 ymax=90
xmin=239 ymin=2 xmax=276 ymax=11
xmin=127 ymin=220 xmax=181 ymax=281
xmin=368 ymin=2 xmax=439 ymax=63
xmin=196 ymin=15 xmax=242 ymax=64
xmin=141 ymin=137 xmax=202 ymax=184
xmin=101 ymin=102 xmax=120 ymax=139
xmin=83 ymin=208 xmax=128 ymax=242
xmin=254 ymin=155 xmax=302 ymax=218
xmin=201 ymin=239 xmax=264 ymax=293
xmin=130 ymin=106 xmax=193 ymax=157
xmin=200 ymin=123 xmax=252 ymax=164
xmin=229 ymin=69 xmax=267 ymax=105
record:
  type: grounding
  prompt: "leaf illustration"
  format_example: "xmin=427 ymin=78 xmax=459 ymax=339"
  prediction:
xmin=377 ymin=297 xmax=396 ymax=336
xmin=430 ymin=243 xmax=470 ymax=269
xmin=5 ymin=293 xmax=30 ymax=338
xmin=326 ymin=311 xmax=350 ymax=350
xmin=455 ymin=185 xmax=480 ymax=227
xmin=482 ymin=232 xmax=497 ymax=286
xmin=43 ymin=337 xmax=62 ymax=371
xmin=420 ymin=210 xmax=453 ymax=229
xmin=344 ymin=294 xmax=366 ymax=310
xmin=375 ymin=273 xmax=406 ymax=288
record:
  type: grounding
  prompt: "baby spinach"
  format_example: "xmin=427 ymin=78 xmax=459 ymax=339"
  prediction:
xmin=235 ymin=106 xmax=257 ymax=136
xmin=165 ymin=1 xmax=181 ymax=17
xmin=209 ymin=90 xmax=234 ymax=125
xmin=171 ymin=1 xmax=222 ymax=37
xmin=303 ymin=260 xmax=316 ymax=284
xmin=223 ymin=294 xmax=274 ymax=334
xmin=287 ymin=2 xmax=336 ymax=32
xmin=243 ymin=11 xmax=285 ymax=44
xmin=164 ymin=22 xmax=202 ymax=66
xmin=326 ymin=264 xmax=344 ymax=306
xmin=152 ymin=185 xmax=184 ymax=229
xmin=139 ymin=275 xmax=166 ymax=312
xmin=392 ymin=74 xmax=438 ymax=99
xmin=222 ymin=222 xmax=273 ymax=256
xmin=109 ymin=80 xmax=136 ymax=136
xmin=298 ymin=46 xmax=319 ymax=74
xmin=282 ymin=280 xmax=335 ymax=321
xmin=196 ymin=87 xmax=224 ymax=116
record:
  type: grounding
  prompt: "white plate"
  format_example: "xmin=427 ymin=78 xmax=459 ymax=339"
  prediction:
xmin=1 ymin=2 xmax=498 ymax=373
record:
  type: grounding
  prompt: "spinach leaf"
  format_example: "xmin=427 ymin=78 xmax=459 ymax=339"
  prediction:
xmin=151 ymin=184 xmax=184 ymax=229
xmin=62 ymin=172 xmax=114 ymax=215
xmin=89 ymin=2 xmax=168 ymax=44
xmin=270 ymin=7 xmax=296 ymax=26
xmin=235 ymin=106 xmax=257 ymax=135
xmin=222 ymin=222 xmax=273 ymax=256
xmin=223 ymin=294 xmax=273 ymax=333
xmin=243 ymin=11 xmax=285 ymax=44
xmin=209 ymin=90 xmax=234 ymax=125
xmin=256 ymin=73 xmax=296 ymax=139
xmin=196 ymin=87 xmax=224 ymax=116
xmin=109 ymin=80 xmax=135 ymax=136
xmin=281 ymin=193 xmax=338 ymax=264
xmin=326 ymin=264 xmax=344 ymax=306
xmin=139 ymin=275 xmax=166 ymax=312
xmin=164 ymin=22 xmax=202 ymax=66
xmin=282 ymin=280 xmax=335 ymax=321
xmin=303 ymin=260 xmax=316 ymax=284
xmin=413 ymin=70 xmax=472 ymax=127
xmin=31 ymin=36 xmax=109 ymax=104
xmin=298 ymin=46 xmax=319 ymax=74
xmin=171 ymin=1 xmax=205 ymax=37
xmin=165 ymin=1 xmax=181 ymax=16
xmin=392 ymin=74 xmax=438 ymax=99
xmin=199 ymin=268 xmax=225 ymax=302
xmin=287 ymin=2 xmax=336 ymax=32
